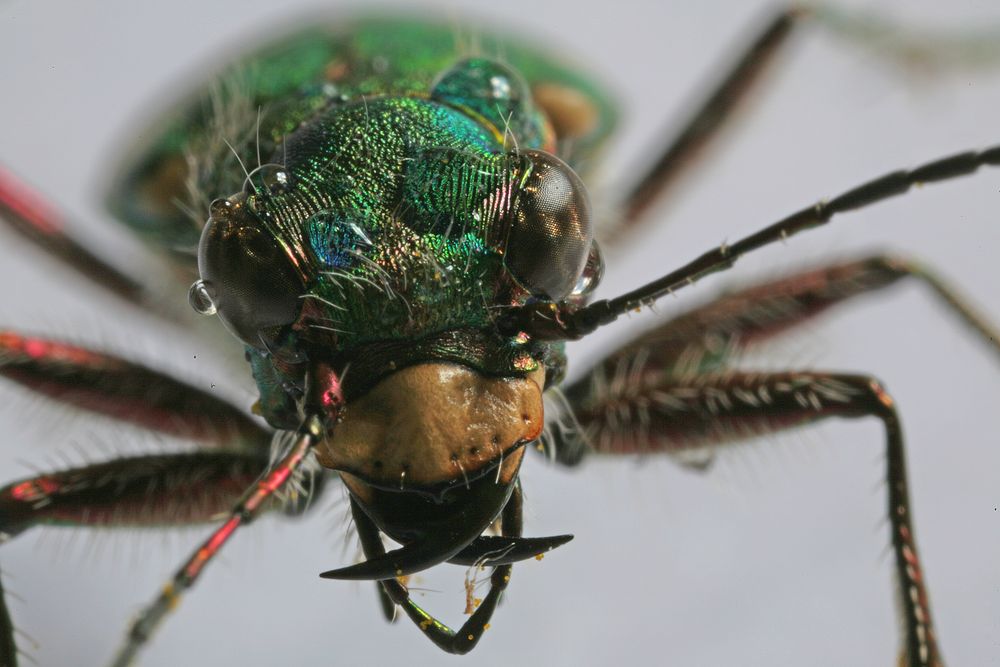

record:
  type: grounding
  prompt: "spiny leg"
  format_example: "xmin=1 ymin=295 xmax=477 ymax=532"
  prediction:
xmin=0 ymin=449 xmax=321 ymax=667
xmin=611 ymin=254 xmax=1000 ymax=370
xmin=505 ymin=145 xmax=1000 ymax=340
xmin=546 ymin=254 xmax=999 ymax=465
xmin=0 ymin=452 xmax=276 ymax=542
xmin=108 ymin=418 xmax=323 ymax=667
xmin=0 ymin=330 xmax=271 ymax=450
xmin=0 ymin=331 xmax=280 ymax=665
xmin=0 ymin=167 xmax=144 ymax=306
xmin=349 ymin=484 xmax=525 ymax=654
xmin=566 ymin=370 xmax=941 ymax=667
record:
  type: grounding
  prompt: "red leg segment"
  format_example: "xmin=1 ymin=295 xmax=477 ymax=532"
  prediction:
xmin=107 ymin=418 xmax=323 ymax=667
xmin=0 ymin=167 xmax=144 ymax=305
xmin=0 ymin=330 xmax=270 ymax=450
xmin=0 ymin=452 xmax=272 ymax=541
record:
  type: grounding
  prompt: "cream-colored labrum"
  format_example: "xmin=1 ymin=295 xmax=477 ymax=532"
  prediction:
xmin=315 ymin=362 xmax=545 ymax=492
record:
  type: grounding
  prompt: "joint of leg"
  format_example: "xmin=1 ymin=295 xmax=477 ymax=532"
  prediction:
xmin=869 ymin=253 xmax=914 ymax=274
xmin=864 ymin=376 xmax=897 ymax=416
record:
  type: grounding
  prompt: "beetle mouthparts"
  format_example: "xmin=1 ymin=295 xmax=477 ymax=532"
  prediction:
xmin=318 ymin=534 xmax=574 ymax=581
xmin=318 ymin=535 xmax=469 ymax=581
xmin=319 ymin=463 xmax=572 ymax=581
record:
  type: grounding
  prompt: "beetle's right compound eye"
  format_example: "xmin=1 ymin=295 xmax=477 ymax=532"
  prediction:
xmin=500 ymin=150 xmax=593 ymax=301
xmin=191 ymin=198 xmax=305 ymax=349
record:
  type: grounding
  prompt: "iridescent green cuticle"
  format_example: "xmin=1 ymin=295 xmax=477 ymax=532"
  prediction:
xmin=107 ymin=17 xmax=615 ymax=427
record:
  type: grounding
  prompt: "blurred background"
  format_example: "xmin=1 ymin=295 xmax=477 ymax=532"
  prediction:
xmin=1 ymin=1 xmax=998 ymax=665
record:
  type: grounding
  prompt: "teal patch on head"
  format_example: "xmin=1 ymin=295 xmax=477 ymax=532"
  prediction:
xmin=307 ymin=212 xmax=373 ymax=270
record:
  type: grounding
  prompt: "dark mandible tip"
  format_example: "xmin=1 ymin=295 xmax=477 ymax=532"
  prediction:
xmin=318 ymin=534 xmax=575 ymax=581
xmin=319 ymin=527 xmax=477 ymax=581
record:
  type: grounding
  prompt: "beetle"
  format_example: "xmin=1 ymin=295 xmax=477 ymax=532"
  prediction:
xmin=1 ymin=1 xmax=998 ymax=666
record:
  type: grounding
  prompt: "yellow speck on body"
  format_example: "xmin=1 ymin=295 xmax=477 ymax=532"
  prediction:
xmin=535 ymin=553 xmax=544 ymax=561
xmin=484 ymin=623 xmax=491 ymax=631
xmin=467 ymin=634 xmax=474 ymax=641
xmin=163 ymin=584 xmax=179 ymax=610
xmin=420 ymin=618 xmax=432 ymax=631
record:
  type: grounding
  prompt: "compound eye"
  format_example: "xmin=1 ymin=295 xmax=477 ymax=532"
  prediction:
xmin=503 ymin=149 xmax=593 ymax=301
xmin=192 ymin=198 xmax=305 ymax=349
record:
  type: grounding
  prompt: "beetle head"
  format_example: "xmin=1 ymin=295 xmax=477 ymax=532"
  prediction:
xmin=310 ymin=362 xmax=561 ymax=579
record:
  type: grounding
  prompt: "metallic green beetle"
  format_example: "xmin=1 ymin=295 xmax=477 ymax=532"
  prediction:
xmin=1 ymin=9 xmax=998 ymax=667
xmin=110 ymin=22 xmax=618 ymax=654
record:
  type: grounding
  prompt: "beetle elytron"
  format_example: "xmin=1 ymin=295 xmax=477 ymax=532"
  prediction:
xmin=0 ymin=6 xmax=998 ymax=666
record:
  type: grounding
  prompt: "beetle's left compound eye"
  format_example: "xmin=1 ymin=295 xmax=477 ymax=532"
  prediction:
xmin=500 ymin=149 xmax=593 ymax=301
xmin=190 ymin=198 xmax=305 ymax=349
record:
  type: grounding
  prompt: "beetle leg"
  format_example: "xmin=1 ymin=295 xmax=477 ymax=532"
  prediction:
xmin=350 ymin=483 xmax=529 ymax=655
xmin=0 ymin=452 xmax=277 ymax=542
xmin=612 ymin=6 xmax=1000 ymax=242
xmin=0 ymin=166 xmax=145 ymax=306
xmin=0 ymin=446 xmax=329 ymax=667
xmin=612 ymin=254 xmax=997 ymax=373
xmin=648 ymin=255 xmax=998 ymax=359
xmin=546 ymin=254 xmax=998 ymax=465
xmin=613 ymin=8 xmax=799 ymax=235
xmin=107 ymin=419 xmax=322 ymax=667
xmin=565 ymin=370 xmax=941 ymax=667
xmin=0 ymin=330 xmax=271 ymax=451
xmin=0 ymin=330 xmax=282 ymax=665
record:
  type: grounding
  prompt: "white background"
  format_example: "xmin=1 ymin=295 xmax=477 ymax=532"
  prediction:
xmin=1 ymin=1 xmax=999 ymax=666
